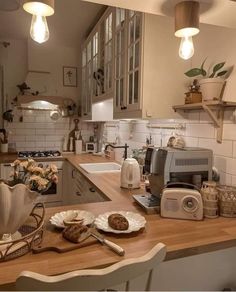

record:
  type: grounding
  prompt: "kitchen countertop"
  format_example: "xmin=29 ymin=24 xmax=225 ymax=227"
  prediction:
xmin=1 ymin=153 xmax=236 ymax=287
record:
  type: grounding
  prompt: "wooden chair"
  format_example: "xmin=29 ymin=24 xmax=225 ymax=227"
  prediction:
xmin=16 ymin=242 xmax=166 ymax=291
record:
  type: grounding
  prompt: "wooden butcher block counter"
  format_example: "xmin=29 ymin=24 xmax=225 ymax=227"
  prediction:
xmin=1 ymin=154 xmax=236 ymax=287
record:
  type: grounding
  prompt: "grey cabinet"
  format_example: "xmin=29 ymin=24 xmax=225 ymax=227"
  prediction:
xmin=65 ymin=163 xmax=106 ymax=205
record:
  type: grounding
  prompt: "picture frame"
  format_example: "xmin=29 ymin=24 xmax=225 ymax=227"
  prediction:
xmin=63 ymin=66 xmax=77 ymax=87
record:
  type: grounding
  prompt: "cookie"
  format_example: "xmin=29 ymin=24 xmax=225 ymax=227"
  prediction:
xmin=108 ymin=213 xmax=129 ymax=231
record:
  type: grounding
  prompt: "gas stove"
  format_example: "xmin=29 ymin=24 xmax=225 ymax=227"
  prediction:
xmin=18 ymin=150 xmax=62 ymax=159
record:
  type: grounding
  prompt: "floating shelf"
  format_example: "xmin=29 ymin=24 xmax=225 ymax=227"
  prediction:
xmin=173 ymin=101 xmax=236 ymax=144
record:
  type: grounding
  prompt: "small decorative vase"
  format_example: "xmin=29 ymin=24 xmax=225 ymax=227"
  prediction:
xmin=0 ymin=143 xmax=8 ymax=153
xmin=0 ymin=183 xmax=39 ymax=240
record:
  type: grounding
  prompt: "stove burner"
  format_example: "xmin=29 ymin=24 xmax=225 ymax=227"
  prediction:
xmin=18 ymin=150 xmax=61 ymax=158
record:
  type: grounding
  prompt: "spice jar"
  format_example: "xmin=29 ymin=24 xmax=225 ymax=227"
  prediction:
xmin=201 ymin=181 xmax=219 ymax=218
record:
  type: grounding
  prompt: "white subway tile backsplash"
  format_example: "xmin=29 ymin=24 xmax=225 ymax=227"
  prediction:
xmin=223 ymin=124 xmax=236 ymax=140
xmin=5 ymin=110 xmax=90 ymax=152
xmin=198 ymin=138 xmax=233 ymax=157
xmin=185 ymin=124 xmax=215 ymax=138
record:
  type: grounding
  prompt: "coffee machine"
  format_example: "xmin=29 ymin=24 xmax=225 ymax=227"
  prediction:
xmin=133 ymin=147 xmax=213 ymax=214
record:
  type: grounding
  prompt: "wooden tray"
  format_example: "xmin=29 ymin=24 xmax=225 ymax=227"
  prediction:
xmin=32 ymin=224 xmax=98 ymax=254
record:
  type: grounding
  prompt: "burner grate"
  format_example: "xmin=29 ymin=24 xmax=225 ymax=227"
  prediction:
xmin=18 ymin=150 xmax=61 ymax=158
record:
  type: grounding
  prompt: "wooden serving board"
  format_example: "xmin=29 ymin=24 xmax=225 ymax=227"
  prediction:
xmin=32 ymin=226 xmax=98 ymax=254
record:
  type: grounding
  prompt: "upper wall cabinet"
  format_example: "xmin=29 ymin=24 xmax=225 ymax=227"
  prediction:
xmin=81 ymin=8 xmax=114 ymax=119
xmin=81 ymin=7 xmax=189 ymax=120
xmin=113 ymin=9 xmax=189 ymax=119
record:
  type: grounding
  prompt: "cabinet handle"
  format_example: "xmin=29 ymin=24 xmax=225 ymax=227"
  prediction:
xmin=72 ymin=169 xmax=76 ymax=179
xmin=123 ymin=106 xmax=127 ymax=110
xmin=84 ymin=113 xmax=88 ymax=116
xmin=76 ymin=191 xmax=82 ymax=196
xmin=3 ymin=164 xmax=11 ymax=167
xmin=89 ymin=187 xmax=96 ymax=193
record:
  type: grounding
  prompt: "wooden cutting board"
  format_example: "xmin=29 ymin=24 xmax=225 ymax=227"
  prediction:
xmin=32 ymin=225 xmax=98 ymax=254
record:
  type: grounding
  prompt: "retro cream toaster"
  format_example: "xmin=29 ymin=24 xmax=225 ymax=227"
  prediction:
xmin=160 ymin=188 xmax=203 ymax=220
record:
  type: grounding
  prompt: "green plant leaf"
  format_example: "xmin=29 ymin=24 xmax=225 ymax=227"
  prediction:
xmin=217 ymin=70 xmax=228 ymax=77
xmin=201 ymin=69 xmax=207 ymax=77
xmin=201 ymin=58 xmax=207 ymax=71
xmin=213 ymin=62 xmax=225 ymax=74
xmin=209 ymin=72 xmax=215 ymax=78
xmin=184 ymin=68 xmax=204 ymax=77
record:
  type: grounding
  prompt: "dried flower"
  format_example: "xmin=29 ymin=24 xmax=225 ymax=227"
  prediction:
xmin=7 ymin=159 xmax=58 ymax=193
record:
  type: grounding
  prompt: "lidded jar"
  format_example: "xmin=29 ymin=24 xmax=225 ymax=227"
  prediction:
xmin=201 ymin=181 xmax=219 ymax=218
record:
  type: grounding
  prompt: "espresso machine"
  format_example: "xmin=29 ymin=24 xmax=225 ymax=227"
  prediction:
xmin=133 ymin=147 xmax=213 ymax=214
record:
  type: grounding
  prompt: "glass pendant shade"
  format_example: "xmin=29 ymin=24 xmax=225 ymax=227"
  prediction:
xmin=30 ymin=15 xmax=49 ymax=44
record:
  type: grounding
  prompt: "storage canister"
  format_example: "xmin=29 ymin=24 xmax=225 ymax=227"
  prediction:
xmin=217 ymin=185 xmax=236 ymax=218
xmin=201 ymin=181 xmax=219 ymax=218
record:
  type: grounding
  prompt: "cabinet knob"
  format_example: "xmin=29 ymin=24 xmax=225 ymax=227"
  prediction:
xmin=89 ymin=187 xmax=95 ymax=193
xmin=76 ymin=191 xmax=82 ymax=196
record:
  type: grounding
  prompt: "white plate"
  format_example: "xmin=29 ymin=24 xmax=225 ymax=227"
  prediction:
xmin=94 ymin=211 xmax=146 ymax=234
xmin=50 ymin=210 xmax=95 ymax=229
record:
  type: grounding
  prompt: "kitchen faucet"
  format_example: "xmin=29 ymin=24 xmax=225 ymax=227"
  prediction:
xmin=104 ymin=143 xmax=129 ymax=160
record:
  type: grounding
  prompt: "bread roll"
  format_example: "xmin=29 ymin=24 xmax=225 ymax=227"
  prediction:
xmin=108 ymin=213 xmax=129 ymax=231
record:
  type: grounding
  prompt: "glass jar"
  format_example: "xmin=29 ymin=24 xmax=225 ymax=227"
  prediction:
xmin=201 ymin=181 xmax=219 ymax=218
xmin=201 ymin=181 xmax=218 ymax=200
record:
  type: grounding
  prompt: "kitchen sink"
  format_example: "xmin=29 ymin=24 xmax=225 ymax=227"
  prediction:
xmin=79 ymin=162 xmax=121 ymax=173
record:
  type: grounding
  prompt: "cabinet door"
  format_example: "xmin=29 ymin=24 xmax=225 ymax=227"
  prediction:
xmin=104 ymin=11 xmax=113 ymax=95
xmin=81 ymin=41 xmax=93 ymax=119
xmin=81 ymin=47 xmax=88 ymax=118
xmin=126 ymin=10 xmax=142 ymax=112
xmin=114 ymin=8 xmax=126 ymax=113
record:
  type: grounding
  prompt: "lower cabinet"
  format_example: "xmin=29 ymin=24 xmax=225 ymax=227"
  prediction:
xmin=64 ymin=163 xmax=107 ymax=205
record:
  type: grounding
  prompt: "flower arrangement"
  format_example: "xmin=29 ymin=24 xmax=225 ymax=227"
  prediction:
xmin=6 ymin=159 xmax=58 ymax=193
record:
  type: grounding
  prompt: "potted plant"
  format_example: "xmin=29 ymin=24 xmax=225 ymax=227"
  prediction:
xmin=0 ymin=159 xmax=58 ymax=240
xmin=184 ymin=59 xmax=228 ymax=101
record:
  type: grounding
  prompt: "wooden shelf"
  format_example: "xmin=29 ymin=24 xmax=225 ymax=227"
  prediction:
xmin=173 ymin=100 xmax=236 ymax=111
xmin=173 ymin=101 xmax=236 ymax=144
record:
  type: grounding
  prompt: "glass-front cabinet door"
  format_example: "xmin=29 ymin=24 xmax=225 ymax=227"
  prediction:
xmin=114 ymin=8 xmax=126 ymax=112
xmin=126 ymin=10 xmax=142 ymax=111
xmin=81 ymin=40 xmax=93 ymax=118
xmin=114 ymin=8 xmax=142 ymax=114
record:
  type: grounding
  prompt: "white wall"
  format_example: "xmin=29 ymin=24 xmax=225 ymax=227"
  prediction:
xmin=27 ymin=39 xmax=80 ymax=103
xmin=0 ymin=39 xmax=28 ymax=109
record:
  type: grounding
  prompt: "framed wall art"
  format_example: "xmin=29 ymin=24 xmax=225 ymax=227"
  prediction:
xmin=63 ymin=66 xmax=77 ymax=87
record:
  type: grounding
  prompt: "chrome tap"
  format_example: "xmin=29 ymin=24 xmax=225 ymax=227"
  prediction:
xmin=104 ymin=143 xmax=129 ymax=160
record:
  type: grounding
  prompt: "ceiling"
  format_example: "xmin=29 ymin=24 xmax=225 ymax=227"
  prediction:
xmin=81 ymin=0 xmax=236 ymax=30
xmin=1 ymin=0 xmax=236 ymax=48
xmin=0 ymin=0 xmax=105 ymax=47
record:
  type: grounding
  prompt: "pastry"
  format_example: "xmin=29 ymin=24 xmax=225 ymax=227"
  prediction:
xmin=62 ymin=225 xmax=89 ymax=243
xmin=108 ymin=213 xmax=129 ymax=230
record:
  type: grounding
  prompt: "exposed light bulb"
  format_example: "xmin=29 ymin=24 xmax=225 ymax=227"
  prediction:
xmin=179 ymin=36 xmax=194 ymax=60
xmin=30 ymin=15 xmax=49 ymax=44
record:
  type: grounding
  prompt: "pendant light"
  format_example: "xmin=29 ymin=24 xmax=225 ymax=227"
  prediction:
xmin=23 ymin=0 xmax=54 ymax=44
xmin=175 ymin=1 xmax=200 ymax=60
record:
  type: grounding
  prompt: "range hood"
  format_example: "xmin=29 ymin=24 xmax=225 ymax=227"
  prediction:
xmin=16 ymin=70 xmax=76 ymax=111
xmin=16 ymin=95 xmax=75 ymax=111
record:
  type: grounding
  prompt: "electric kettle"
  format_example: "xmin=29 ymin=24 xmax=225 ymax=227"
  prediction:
xmin=120 ymin=158 xmax=140 ymax=189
